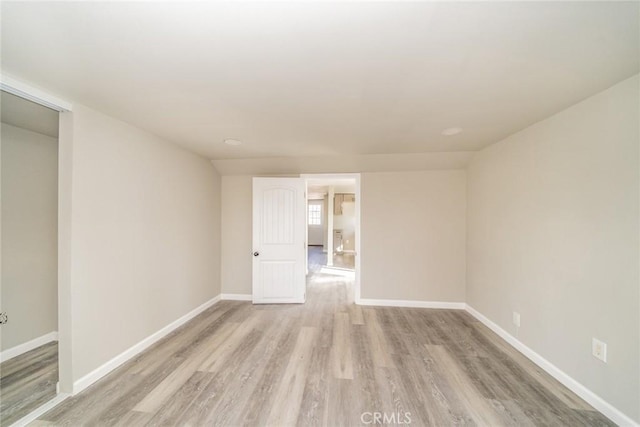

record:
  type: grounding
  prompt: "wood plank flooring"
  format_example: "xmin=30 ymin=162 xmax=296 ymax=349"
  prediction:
xmin=0 ymin=342 xmax=58 ymax=427
xmin=33 ymin=269 xmax=614 ymax=426
xmin=308 ymin=246 xmax=355 ymax=272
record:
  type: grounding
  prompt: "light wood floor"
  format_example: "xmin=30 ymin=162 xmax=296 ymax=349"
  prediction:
xmin=308 ymin=246 xmax=355 ymax=273
xmin=0 ymin=342 xmax=58 ymax=427
xmin=33 ymin=270 xmax=613 ymax=426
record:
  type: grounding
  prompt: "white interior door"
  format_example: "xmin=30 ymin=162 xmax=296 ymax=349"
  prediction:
xmin=252 ymin=177 xmax=306 ymax=304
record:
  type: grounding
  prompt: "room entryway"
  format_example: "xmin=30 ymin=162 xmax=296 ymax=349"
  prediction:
xmin=250 ymin=174 xmax=360 ymax=305
xmin=304 ymin=174 xmax=360 ymax=304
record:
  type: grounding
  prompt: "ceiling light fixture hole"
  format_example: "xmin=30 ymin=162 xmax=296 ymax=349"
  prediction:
xmin=442 ymin=127 xmax=463 ymax=136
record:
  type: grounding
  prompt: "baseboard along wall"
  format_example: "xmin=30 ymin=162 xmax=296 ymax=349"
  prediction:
xmin=72 ymin=294 xmax=221 ymax=394
xmin=0 ymin=331 xmax=58 ymax=363
xmin=220 ymin=293 xmax=253 ymax=301
xmin=354 ymin=297 xmax=636 ymax=426
xmin=465 ymin=305 xmax=638 ymax=427
xmin=55 ymin=291 xmax=637 ymax=426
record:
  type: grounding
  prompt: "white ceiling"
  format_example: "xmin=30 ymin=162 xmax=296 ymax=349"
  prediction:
xmin=1 ymin=2 xmax=637 ymax=160
xmin=0 ymin=91 xmax=59 ymax=138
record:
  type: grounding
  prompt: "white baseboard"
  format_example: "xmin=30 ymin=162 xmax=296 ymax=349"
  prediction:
xmin=0 ymin=331 xmax=58 ymax=363
xmin=357 ymin=298 xmax=465 ymax=310
xmin=72 ymin=294 xmax=221 ymax=395
xmin=221 ymin=293 xmax=252 ymax=301
xmin=253 ymin=298 xmax=305 ymax=304
xmin=465 ymin=305 xmax=638 ymax=427
xmin=9 ymin=393 xmax=70 ymax=427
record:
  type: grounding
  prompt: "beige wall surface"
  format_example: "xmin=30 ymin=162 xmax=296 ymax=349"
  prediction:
xmin=221 ymin=175 xmax=253 ymax=295
xmin=466 ymin=75 xmax=639 ymax=422
xmin=360 ymin=171 xmax=466 ymax=302
xmin=1 ymin=123 xmax=58 ymax=351
xmin=67 ymin=105 xmax=221 ymax=381
xmin=221 ymin=171 xmax=467 ymax=303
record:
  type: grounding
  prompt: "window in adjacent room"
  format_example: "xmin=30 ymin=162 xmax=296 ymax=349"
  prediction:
xmin=308 ymin=203 xmax=322 ymax=225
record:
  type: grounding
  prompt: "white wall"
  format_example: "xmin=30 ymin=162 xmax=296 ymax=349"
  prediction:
xmin=466 ymin=75 xmax=639 ymax=423
xmin=360 ymin=171 xmax=466 ymax=302
xmin=64 ymin=105 xmax=222 ymax=383
xmin=221 ymin=171 xmax=467 ymax=303
xmin=1 ymin=123 xmax=58 ymax=351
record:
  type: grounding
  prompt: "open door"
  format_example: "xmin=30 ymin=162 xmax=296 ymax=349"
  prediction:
xmin=252 ymin=177 xmax=306 ymax=304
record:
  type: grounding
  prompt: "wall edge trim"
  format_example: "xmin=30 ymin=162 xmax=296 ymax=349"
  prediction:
xmin=8 ymin=393 xmax=71 ymax=427
xmin=220 ymin=293 xmax=252 ymax=301
xmin=466 ymin=304 xmax=638 ymax=426
xmin=0 ymin=331 xmax=58 ymax=363
xmin=72 ymin=294 xmax=222 ymax=395
xmin=356 ymin=298 xmax=466 ymax=309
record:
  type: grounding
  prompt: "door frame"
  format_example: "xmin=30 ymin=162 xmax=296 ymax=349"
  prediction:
xmin=301 ymin=173 xmax=361 ymax=303
xmin=0 ymin=76 xmax=73 ymax=398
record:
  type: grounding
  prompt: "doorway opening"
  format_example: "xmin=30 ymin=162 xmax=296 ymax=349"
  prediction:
xmin=0 ymin=90 xmax=60 ymax=425
xmin=303 ymin=174 xmax=361 ymax=305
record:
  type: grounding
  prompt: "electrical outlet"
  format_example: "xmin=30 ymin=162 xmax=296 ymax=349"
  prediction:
xmin=592 ymin=338 xmax=607 ymax=363
xmin=0 ymin=312 xmax=7 ymax=324
xmin=512 ymin=312 xmax=521 ymax=328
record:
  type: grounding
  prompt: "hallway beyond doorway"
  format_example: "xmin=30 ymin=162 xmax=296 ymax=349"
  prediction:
xmin=307 ymin=246 xmax=355 ymax=274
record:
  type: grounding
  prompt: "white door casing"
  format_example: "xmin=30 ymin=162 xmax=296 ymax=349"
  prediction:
xmin=252 ymin=177 xmax=306 ymax=304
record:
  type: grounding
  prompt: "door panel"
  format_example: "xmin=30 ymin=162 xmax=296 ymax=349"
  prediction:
xmin=261 ymin=261 xmax=295 ymax=299
xmin=253 ymin=177 xmax=305 ymax=304
xmin=262 ymin=188 xmax=295 ymax=244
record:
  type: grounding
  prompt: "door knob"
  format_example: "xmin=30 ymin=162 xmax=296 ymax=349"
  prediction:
xmin=253 ymin=251 xmax=260 ymax=257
